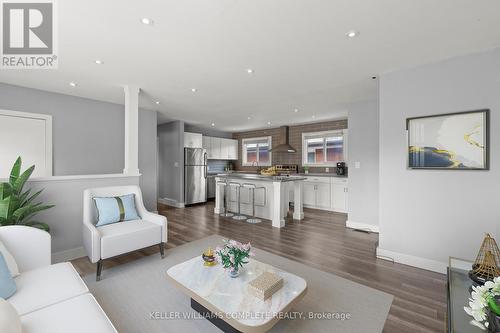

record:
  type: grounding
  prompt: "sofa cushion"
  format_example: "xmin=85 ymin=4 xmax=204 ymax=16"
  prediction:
xmin=8 ymin=262 xmax=88 ymax=316
xmin=99 ymin=220 xmax=161 ymax=259
xmin=94 ymin=194 xmax=140 ymax=227
xmin=21 ymin=294 xmax=117 ymax=333
xmin=0 ymin=240 xmax=19 ymax=277
xmin=0 ymin=253 xmax=16 ymax=299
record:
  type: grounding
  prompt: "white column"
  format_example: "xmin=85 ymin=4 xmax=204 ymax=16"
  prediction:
xmin=293 ymin=181 xmax=304 ymax=220
xmin=123 ymin=85 xmax=140 ymax=175
xmin=272 ymin=181 xmax=285 ymax=228
xmin=214 ymin=177 xmax=223 ymax=214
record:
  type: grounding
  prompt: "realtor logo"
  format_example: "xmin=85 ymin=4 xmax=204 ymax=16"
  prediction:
xmin=1 ymin=0 xmax=58 ymax=69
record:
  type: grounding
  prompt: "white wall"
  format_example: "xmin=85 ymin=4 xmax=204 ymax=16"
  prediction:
xmin=157 ymin=120 xmax=185 ymax=206
xmin=378 ymin=47 xmax=500 ymax=273
xmin=347 ymin=100 xmax=380 ymax=232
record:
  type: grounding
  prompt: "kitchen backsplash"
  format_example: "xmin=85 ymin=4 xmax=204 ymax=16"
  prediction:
xmin=232 ymin=119 xmax=348 ymax=173
xmin=207 ymin=160 xmax=231 ymax=173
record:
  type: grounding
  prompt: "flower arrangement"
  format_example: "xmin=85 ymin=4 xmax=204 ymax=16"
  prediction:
xmin=215 ymin=239 xmax=254 ymax=277
xmin=464 ymin=277 xmax=500 ymax=330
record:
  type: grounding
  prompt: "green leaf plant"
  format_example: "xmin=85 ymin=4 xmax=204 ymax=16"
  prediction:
xmin=0 ymin=157 xmax=54 ymax=232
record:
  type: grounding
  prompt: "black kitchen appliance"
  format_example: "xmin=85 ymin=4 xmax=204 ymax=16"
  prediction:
xmin=336 ymin=162 xmax=346 ymax=176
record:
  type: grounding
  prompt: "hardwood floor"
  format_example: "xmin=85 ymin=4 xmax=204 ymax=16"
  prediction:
xmin=72 ymin=201 xmax=447 ymax=333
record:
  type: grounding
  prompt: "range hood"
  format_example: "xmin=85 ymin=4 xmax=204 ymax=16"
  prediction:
xmin=269 ymin=126 xmax=297 ymax=153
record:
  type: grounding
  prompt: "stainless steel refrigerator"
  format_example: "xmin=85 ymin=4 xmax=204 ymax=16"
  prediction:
xmin=184 ymin=148 xmax=207 ymax=205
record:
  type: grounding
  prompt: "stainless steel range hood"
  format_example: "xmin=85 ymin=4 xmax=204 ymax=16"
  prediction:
xmin=269 ymin=126 xmax=297 ymax=153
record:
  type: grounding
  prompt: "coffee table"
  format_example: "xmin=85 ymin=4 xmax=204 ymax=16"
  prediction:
xmin=166 ymin=256 xmax=308 ymax=333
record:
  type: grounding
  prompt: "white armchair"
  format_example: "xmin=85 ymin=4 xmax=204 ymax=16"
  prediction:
xmin=83 ymin=185 xmax=167 ymax=281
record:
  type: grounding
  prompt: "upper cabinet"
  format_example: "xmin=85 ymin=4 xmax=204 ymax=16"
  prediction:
xmin=184 ymin=132 xmax=203 ymax=148
xmin=203 ymin=136 xmax=238 ymax=160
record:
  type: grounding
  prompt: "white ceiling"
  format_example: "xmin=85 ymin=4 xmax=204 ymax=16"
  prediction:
xmin=1 ymin=0 xmax=500 ymax=132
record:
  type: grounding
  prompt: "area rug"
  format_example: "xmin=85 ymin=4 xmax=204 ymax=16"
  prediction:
xmin=83 ymin=235 xmax=393 ymax=333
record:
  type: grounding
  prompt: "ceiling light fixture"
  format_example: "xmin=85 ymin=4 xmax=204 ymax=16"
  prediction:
xmin=211 ymin=123 xmax=215 ymax=127
xmin=94 ymin=60 xmax=103 ymax=65
xmin=155 ymin=101 xmax=160 ymax=105
xmin=267 ymin=121 xmax=271 ymax=125
xmin=346 ymin=30 xmax=359 ymax=38
xmin=141 ymin=18 xmax=153 ymax=25
xmin=247 ymin=116 xmax=251 ymax=120
xmin=312 ymin=115 xmax=316 ymax=119
xmin=247 ymin=69 xmax=254 ymax=74
xmin=191 ymin=88 xmax=197 ymax=92
xmin=69 ymin=82 xmax=77 ymax=87
xmin=294 ymin=108 xmax=299 ymax=113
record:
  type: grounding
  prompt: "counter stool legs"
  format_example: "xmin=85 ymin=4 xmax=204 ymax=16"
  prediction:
xmin=230 ymin=183 xmax=247 ymax=220
xmin=243 ymin=183 xmax=265 ymax=224
xmin=217 ymin=180 xmax=234 ymax=217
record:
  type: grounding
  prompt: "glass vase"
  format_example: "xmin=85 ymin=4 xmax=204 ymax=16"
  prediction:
xmin=229 ymin=266 xmax=240 ymax=278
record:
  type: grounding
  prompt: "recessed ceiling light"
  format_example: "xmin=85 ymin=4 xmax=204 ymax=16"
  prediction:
xmin=69 ymin=82 xmax=77 ymax=87
xmin=211 ymin=123 xmax=215 ymax=127
xmin=191 ymin=88 xmax=197 ymax=92
xmin=267 ymin=121 xmax=271 ymax=125
xmin=294 ymin=108 xmax=299 ymax=113
xmin=94 ymin=60 xmax=103 ymax=65
xmin=141 ymin=18 xmax=153 ymax=25
xmin=346 ymin=30 xmax=359 ymax=38
xmin=247 ymin=69 xmax=254 ymax=74
xmin=155 ymin=101 xmax=160 ymax=105
xmin=247 ymin=116 xmax=251 ymax=120
xmin=312 ymin=115 xmax=316 ymax=119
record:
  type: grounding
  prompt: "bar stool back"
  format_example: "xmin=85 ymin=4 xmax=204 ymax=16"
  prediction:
xmin=216 ymin=179 xmax=234 ymax=217
xmin=228 ymin=182 xmax=247 ymax=220
xmin=242 ymin=183 xmax=266 ymax=224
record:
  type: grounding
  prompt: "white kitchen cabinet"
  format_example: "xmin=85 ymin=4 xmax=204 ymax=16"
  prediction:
xmin=228 ymin=139 xmax=238 ymax=160
xmin=302 ymin=182 xmax=316 ymax=206
xmin=292 ymin=176 xmax=348 ymax=213
xmin=331 ymin=179 xmax=348 ymax=213
xmin=203 ymin=136 xmax=238 ymax=160
xmin=184 ymin=132 xmax=203 ymax=148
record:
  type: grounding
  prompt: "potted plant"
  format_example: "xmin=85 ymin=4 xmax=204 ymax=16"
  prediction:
xmin=0 ymin=157 xmax=54 ymax=232
xmin=464 ymin=277 xmax=500 ymax=331
xmin=215 ymin=239 xmax=254 ymax=278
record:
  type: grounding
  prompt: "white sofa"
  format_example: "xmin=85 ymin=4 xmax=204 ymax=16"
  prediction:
xmin=83 ymin=185 xmax=168 ymax=281
xmin=0 ymin=226 xmax=117 ymax=333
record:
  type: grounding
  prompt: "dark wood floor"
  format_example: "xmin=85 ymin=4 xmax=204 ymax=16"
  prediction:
xmin=72 ymin=202 xmax=447 ymax=333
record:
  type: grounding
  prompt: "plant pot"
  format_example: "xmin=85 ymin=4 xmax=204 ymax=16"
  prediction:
xmin=488 ymin=310 xmax=500 ymax=333
xmin=229 ymin=267 xmax=240 ymax=278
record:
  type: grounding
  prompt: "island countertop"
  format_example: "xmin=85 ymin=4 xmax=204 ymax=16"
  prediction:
xmin=215 ymin=173 xmax=306 ymax=182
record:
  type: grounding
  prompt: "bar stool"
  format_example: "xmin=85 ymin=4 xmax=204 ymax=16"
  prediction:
xmin=228 ymin=182 xmax=247 ymax=220
xmin=242 ymin=183 xmax=266 ymax=224
xmin=216 ymin=179 xmax=234 ymax=217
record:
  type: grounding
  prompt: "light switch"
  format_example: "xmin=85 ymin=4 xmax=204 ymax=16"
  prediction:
xmin=325 ymin=167 xmax=330 ymax=173
xmin=355 ymin=162 xmax=361 ymax=169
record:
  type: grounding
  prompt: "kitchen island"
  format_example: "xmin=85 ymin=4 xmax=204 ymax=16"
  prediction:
xmin=214 ymin=173 xmax=306 ymax=228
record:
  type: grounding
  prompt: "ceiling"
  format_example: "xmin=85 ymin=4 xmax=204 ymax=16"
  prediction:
xmin=1 ymin=0 xmax=500 ymax=132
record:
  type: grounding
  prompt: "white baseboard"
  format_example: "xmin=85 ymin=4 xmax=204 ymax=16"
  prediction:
xmin=158 ymin=197 xmax=185 ymax=208
xmin=52 ymin=246 xmax=86 ymax=263
xmin=346 ymin=220 xmax=379 ymax=233
xmin=376 ymin=247 xmax=447 ymax=274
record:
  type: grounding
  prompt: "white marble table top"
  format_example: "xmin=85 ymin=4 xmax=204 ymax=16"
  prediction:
xmin=167 ymin=256 xmax=307 ymax=331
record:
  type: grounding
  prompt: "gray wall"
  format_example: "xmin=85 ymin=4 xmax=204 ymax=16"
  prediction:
xmin=158 ymin=120 xmax=185 ymax=206
xmin=347 ymin=100 xmax=379 ymax=230
xmin=0 ymin=83 xmax=158 ymax=211
xmin=184 ymin=123 xmax=232 ymax=138
xmin=378 ymin=47 xmax=500 ymax=272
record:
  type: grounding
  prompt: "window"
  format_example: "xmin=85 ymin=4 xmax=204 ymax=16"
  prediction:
xmin=242 ymin=136 xmax=272 ymax=166
xmin=302 ymin=130 xmax=347 ymax=166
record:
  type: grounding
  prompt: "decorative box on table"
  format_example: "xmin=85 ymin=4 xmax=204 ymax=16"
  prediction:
xmin=248 ymin=271 xmax=283 ymax=301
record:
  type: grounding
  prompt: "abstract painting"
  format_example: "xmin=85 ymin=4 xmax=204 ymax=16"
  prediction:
xmin=407 ymin=110 xmax=489 ymax=169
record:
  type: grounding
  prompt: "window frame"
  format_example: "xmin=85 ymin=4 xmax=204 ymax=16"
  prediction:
xmin=241 ymin=136 xmax=272 ymax=166
xmin=302 ymin=129 xmax=347 ymax=167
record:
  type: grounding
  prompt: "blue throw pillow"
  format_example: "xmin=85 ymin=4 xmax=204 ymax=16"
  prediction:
xmin=0 ymin=252 xmax=16 ymax=299
xmin=94 ymin=194 xmax=140 ymax=227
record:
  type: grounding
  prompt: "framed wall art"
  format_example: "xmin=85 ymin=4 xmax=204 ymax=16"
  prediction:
xmin=407 ymin=109 xmax=489 ymax=170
